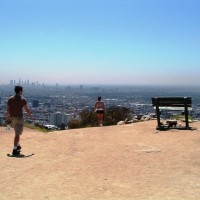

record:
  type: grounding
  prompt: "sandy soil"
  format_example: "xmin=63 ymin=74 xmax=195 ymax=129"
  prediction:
xmin=1 ymin=120 xmax=200 ymax=200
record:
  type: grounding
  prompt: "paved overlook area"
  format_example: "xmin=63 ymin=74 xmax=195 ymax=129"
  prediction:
xmin=1 ymin=120 xmax=200 ymax=200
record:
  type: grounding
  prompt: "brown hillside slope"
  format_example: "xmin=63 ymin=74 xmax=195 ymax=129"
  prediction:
xmin=0 ymin=121 xmax=200 ymax=200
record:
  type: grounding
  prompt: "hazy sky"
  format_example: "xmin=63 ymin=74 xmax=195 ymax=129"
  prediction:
xmin=0 ymin=0 xmax=200 ymax=85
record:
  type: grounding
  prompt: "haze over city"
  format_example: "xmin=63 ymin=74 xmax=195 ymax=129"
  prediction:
xmin=0 ymin=0 xmax=200 ymax=86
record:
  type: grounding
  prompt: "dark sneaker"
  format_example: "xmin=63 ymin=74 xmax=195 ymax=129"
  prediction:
xmin=17 ymin=145 xmax=21 ymax=151
xmin=12 ymin=149 xmax=20 ymax=156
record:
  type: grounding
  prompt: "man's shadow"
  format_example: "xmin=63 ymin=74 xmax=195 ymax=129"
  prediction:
xmin=7 ymin=153 xmax=34 ymax=158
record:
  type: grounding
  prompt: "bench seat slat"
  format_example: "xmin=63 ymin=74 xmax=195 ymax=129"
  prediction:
xmin=152 ymin=97 xmax=192 ymax=107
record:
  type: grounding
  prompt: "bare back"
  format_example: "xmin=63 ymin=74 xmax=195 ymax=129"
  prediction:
xmin=95 ymin=101 xmax=105 ymax=109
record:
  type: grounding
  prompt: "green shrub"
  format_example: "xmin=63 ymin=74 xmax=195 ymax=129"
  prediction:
xmin=104 ymin=106 xmax=131 ymax=126
xmin=171 ymin=114 xmax=194 ymax=121
xmin=79 ymin=110 xmax=98 ymax=127
xmin=68 ymin=119 xmax=82 ymax=129
xmin=68 ymin=106 xmax=132 ymax=129
xmin=24 ymin=122 xmax=49 ymax=133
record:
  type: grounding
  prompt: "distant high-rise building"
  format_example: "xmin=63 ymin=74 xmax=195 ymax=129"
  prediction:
xmin=32 ymin=100 xmax=39 ymax=108
xmin=50 ymin=112 xmax=72 ymax=127
xmin=64 ymin=114 xmax=72 ymax=125
xmin=50 ymin=112 xmax=63 ymax=127
xmin=10 ymin=80 xmax=14 ymax=86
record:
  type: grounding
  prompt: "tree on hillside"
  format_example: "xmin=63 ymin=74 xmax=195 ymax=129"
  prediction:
xmin=79 ymin=110 xmax=98 ymax=127
xmin=68 ymin=119 xmax=82 ymax=129
xmin=60 ymin=123 xmax=66 ymax=130
xmin=104 ymin=106 xmax=132 ymax=126
xmin=67 ymin=106 xmax=132 ymax=129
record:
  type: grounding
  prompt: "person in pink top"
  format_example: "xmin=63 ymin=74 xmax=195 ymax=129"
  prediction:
xmin=94 ymin=96 xmax=106 ymax=126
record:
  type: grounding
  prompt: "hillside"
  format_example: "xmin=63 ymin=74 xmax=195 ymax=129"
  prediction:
xmin=0 ymin=121 xmax=200 ymax=200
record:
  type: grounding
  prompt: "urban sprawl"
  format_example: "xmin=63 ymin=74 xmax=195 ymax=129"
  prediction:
xmin=1 ymin=80 xmax=200 ymax=130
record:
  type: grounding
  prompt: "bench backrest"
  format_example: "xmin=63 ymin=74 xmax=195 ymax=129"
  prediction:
xmin=152 ymin=97 xmax=192 ymax=107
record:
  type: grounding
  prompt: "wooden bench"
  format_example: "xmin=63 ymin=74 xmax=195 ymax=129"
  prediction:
xmin=152 ymin=97 xmax=192 ymax=130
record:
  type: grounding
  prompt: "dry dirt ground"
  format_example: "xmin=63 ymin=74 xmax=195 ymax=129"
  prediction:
xmin=1 ymin=120 xmax=200 ymax=200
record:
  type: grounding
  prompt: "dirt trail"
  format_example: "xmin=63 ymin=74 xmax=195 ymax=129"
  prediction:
xmin=1 ymin=121 xmax=200 ymax=200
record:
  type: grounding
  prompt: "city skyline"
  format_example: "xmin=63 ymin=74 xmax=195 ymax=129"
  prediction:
xmin=1 ymin=0 xmax=200 ymax=86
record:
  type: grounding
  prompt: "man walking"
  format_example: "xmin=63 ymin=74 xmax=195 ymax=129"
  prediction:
xmin=6 ymin=86 xmax=33 ymax=155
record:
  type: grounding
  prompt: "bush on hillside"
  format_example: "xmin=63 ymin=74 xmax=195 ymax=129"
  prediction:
xmin=171 ymin=114 xmax=194 ymax=121
xmin=24 ymin=122 xmax=49 ymax=133
xmin=104 ymin=106 xmax=132 ymax=126
xmin=79 ymin=110 xmax=98 ymax=127
xmin=68 ymin=106 xmax=132 ymax=129
xmin=68 ymin=119 xmax=82 ymax=129
xmin=60 ymin=123 xmax=66 ymax=130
